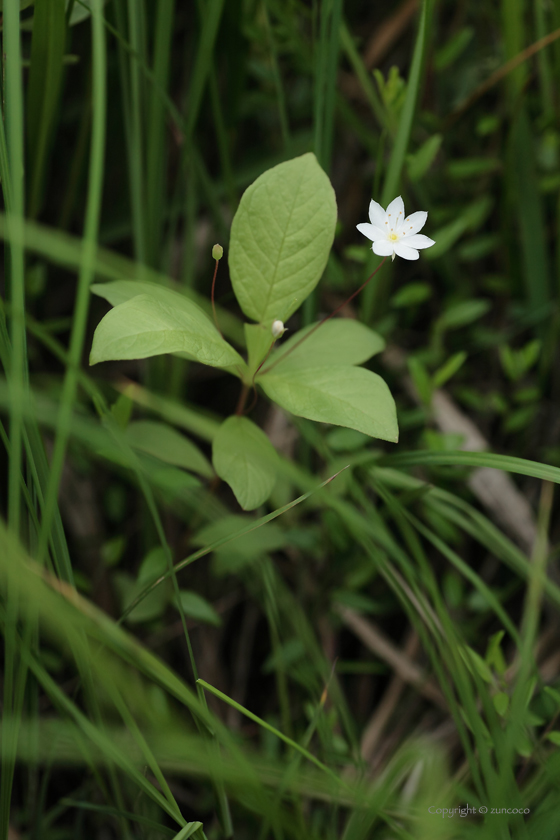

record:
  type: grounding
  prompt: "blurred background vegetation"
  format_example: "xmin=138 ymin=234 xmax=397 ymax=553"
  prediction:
xmin=2 ymin=0 xmax=560 ymax=838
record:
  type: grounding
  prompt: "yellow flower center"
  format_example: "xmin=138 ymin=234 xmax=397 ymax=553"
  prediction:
xmin=389 ymin=232 xmax=398 ymax=241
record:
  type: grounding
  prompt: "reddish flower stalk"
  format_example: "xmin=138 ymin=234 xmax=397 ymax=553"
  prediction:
xmin=211 ymin=244 xmax=224 ymax=338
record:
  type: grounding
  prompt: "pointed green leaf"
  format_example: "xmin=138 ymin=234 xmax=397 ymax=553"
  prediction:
xmin=264 ymin=319 xmax=385 ymax=373
xmin=91 ymin=279 xmax=193 ymax=309
xmin=193 ymin=515 xmax=288 ymax=574
xmin=174 ymin=591 xmax=221 ymax=627
xmin=229 ymin=153 xmax=337 ymax=324
xmin=212 ymin=416 xmax=278 ymax=510
xmin=90 ymin=279 xmax=246 ymax=348
xmin=260 ymin=366 xmax=398 ymax=442
xmin=125 ymin=421 xmax=213 ymax=478
xmin=244 ymin=323 xmax=274 ymax=379
xmin=90 ymin=294 xmax=244 ymax=368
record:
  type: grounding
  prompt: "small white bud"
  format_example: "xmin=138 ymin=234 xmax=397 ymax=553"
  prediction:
xmin=271 ymin=320 xmax=286 ymax=338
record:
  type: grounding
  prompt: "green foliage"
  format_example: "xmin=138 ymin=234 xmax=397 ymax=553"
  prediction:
xmin=266 ymin=319 xmax=385 ymax=371
xmin=212 ymin=416 xmax=279 ymax=510
xmin=125 ymin=421 xmax=213 ymax=478
xmin=2 ymin=1 xmax=560 ymax=837
xmin=90 ymin=292 xmax=244 ymax=368
xmin=228 ymin=153 xmax=337 ymax=325
xmin=261 ymin=366 xmax=398 ymax=442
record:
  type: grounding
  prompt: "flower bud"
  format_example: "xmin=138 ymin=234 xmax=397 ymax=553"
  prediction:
xmin=271 ymin=320 xmax=286 ymax=338
xmin=212 ymin=243 xmax=223 ymax=260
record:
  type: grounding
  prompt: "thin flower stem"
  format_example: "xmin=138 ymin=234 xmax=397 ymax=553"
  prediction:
xmin=211 ymin=258 xmax=223 ymax=337
xmin=260 ymin=257 xmax=387 ymax=376
xmin=235 ymin=383 xmax=250 ymax=416
xmin=243 ymin=338 xmax=277 ymax=416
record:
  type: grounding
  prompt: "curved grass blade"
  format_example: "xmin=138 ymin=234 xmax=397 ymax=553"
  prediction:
xmin=197 ymin=679 xmax=353 ymax=794
xmin=119 ymin=466 xmax=349 ymax=622
xmin=381 ymin=449 xmax=560 ymax=484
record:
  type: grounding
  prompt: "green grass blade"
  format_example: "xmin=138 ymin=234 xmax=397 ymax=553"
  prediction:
xmin=339 ymin=20 xmax=386 ymax=129
xmin=262 ymin=0 xmax=291 ymax=151
xmin=188 ymin=0 xmax=226 ymax=144
xmin=508 ymin=108 xmax=551 ymax=316
xmin=197 ymin=679 xmax=352 ymax=792
xmin=1 ymin=1 xmax=27 ymax=829
xmin=26 ymin=0 xmax=66 ymax=219
xmin=119 ymin=466 xmax=350 ymax=621
xmin=114 ymin=0 xmax=147 ymax=263
xmin=4 ymin=0 xmax=27 ymax=537
xmin=313 ymin=0 xmax=343 ymax=172
xmin=145 ymin=0 xmax=175 ymax=267
xmin=37 ymin=0 xmax=107 ymax=564
xmin=381 ymin=449 xmax=560 ymax=483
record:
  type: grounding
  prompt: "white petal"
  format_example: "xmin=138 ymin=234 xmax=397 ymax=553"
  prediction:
xmin=372 ymin=240 xmax=395 ymax=257
xmin=402 ymin=233 xmax=435 ymax=250
xmin=400 ymin=211 xmax=427 ymax=235
xmin=385 ymin=196 xmax=405 ymax=230
xmin=368 ymin=199 xmax=387 ymax=229
xmin=357 ymin=222 xmax=386 ymax=241
xmin=393 ymin=242 xmax=419 ymax=260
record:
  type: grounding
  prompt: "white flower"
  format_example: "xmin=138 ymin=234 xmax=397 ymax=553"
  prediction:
xmin=271 ymin=320 xmax=286 ymax=338
xmin=357 ymin=196 xmax=435 ymax=261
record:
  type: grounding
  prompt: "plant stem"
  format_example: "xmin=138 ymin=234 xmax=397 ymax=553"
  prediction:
xmin=211 ymin=257 xmax=223 ymax=337
xmin=235 ymin=383 xmax=250 ymax=416
xmin=261 ymin=257 xmax=387 ymax=376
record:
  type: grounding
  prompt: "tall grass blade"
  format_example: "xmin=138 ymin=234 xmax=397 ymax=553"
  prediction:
xmin=26 ymin=0 xmax=66 ymax=219
xmin=37 ymin=0 xmax=107 ymax=564
xmin=1 ymin=1 xmax=27 ymax=830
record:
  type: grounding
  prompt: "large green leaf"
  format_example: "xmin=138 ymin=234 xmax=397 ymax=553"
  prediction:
xmin=212 ymin=416 xmax=279 ymax=510
xmin=229 ymin=153 xmax=337 ymax=325
xmin=90 ymin=294 xmax=244 ymax=369
xmin=125 ymin=421 xmax=213 ymax=478
xmin=259 ymin=366 xmax=398 ymax=442
xmin=263 ymin=319 xmax=385 ymax=374
xmin=91 ymin=279 xmax=194 ymax=309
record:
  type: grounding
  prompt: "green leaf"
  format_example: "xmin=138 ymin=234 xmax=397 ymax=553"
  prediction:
xmin=406 ymin=134 xmax=442 ymax=182
xmin=547 ymin=732 xmax=560 ymax=746
xmin=436 ymin=300 xmax=491 ymax=332
xmin=260 ymin=367 xmax=398 ymax=442
xmin=125 ymin=421 xmax=213 ymax=478
xmin=391 ymin=281 xmax=432 ymax=308
xmin=90 ymin=294 xmax=244 ymax=369
xmin=245 ymin=323 xmax=274 ymax=379
xmin=212 ymin=417 xmax=279 ymax=510
xmin=174 ymin=591 xmax=221 ymax=627
xmin=91 ymin=279 xmax=247 ymax=356
xmin=492 ymin=692 xmax=509 ymax=717
xmin=263 ymin=319 xmax=384 ymax=373
xmin=67 ymin=0 xmax=111 ymax=26
xmin=460 ymin=645 xmax=493 ymax=684
xmin=426 ymin=197 xmax=493 ymax=260
xmin=432 ymin=351 xmax=467 ymax=388
xmin=117 ymin=548 xmax=170 ymax=625
xmin=228 ymin=153 xmax=337 ymax=324
xmin=407 ymin=356 xmax=432 ymax=405
xmin=193 ymin=516 xmax=288 ymax=574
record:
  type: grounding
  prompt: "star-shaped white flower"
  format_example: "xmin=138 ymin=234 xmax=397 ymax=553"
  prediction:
xmin=357 ymin=196 xmax=435 ymax=261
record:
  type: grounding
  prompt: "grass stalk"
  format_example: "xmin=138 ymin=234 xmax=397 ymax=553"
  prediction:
xmin=37 ymin=0 xmax=107 ymax=565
